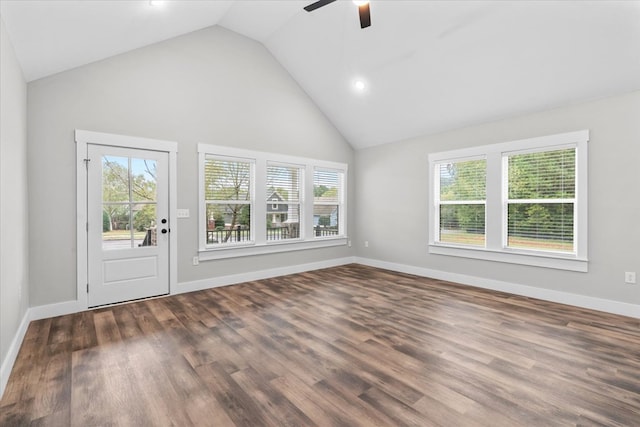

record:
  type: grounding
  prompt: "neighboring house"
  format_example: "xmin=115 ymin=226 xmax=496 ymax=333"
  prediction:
xmin=313 ymin=205 xmax=338 ymax=227
xmin=267 ymin=191 xmax=288 ymax=226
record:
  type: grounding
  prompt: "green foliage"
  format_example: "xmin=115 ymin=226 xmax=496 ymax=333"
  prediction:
xmin=214 ymin=211 xmax=225 ymax=228
xmin=103 ymin=210 xmax=111 ymax=232
xmin=508 ymin=203 xmax=573 ymax=242
xmin=102 ymin=158 xmax=129 ymax=231
xmin=133 ymin=205 xmax=156 ymax=232
xmin=322 ymin=187 xmax=338 ymax=199
xmin=203 ymin=159 xmax=252 ymax=242
xmin=440 ymin=160 xmax=486 ymax=202
xmin=440 ymin=149 xmax=576 ymax=246
xmin=318 ymin=215 xmax=331 ymax=227
xmin=314 ymin=185 xmax=329 ymax=197
xmin=238 ymin=205 xmax=250 ymax=226
xmin=508 ymin=149 xmax=575 ymax=199
xmin=440 ymin=160 xmax=486 ymax=234
xmin=105 ymin=207 xmax=129 ymax=230
xmin=506 ymin=149 xmax=575 ymax=243
xmin=102 ymin=157 xmax=156 ymax=202
xmin=457 ymin=205 xmax=485 ymax=233
xmin=440 ymin=205 xmax=484 ymax=234
xmin=102 ymin=156 xmax=157 ymax=231
xmin=204 ymin=159 xmax=251 ymax=201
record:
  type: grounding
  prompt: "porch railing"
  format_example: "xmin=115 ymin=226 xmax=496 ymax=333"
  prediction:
xmin=206 ymin=225 xmax=338 ymax=243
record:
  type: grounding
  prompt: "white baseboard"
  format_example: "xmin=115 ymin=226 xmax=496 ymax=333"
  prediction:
xmin=0 ymin=309 xmax=30 ymax=399
xmin=355 ymin=257 xmax=640 ymax=319
xmin=175 ymin=256 xmax=356 ymax=294
xmin=1 ymin=298 xmax=85 ymax=399
xmin=29 ymin=299 xmax=85 ymax=321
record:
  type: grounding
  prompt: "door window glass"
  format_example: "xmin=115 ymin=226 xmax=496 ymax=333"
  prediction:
xmin=102 ymin=156 xmax=157 ymax=250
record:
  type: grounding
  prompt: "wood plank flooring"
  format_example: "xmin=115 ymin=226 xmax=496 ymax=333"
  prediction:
xmin=1 ymin=264 xmax=639 ymax=426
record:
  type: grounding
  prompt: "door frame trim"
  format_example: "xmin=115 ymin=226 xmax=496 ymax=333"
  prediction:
xmin=75 ymin=129 xmax=178 ymax=309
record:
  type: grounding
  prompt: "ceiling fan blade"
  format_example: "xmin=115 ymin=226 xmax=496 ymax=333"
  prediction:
xmin=304 ymin=0 xmax=337 ymax=12
xmin=358 ymin=3 xmax=371 ymax=28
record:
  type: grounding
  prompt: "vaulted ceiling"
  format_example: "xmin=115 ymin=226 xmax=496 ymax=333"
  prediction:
xmin=2 ymin=0 xmax=639 ymax=149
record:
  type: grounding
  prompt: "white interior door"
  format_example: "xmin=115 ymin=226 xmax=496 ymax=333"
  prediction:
xmin=87 ymin=144 xmax=170 ymax=307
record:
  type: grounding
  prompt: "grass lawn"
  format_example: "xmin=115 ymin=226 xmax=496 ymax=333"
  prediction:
xmin=440 ymin=230 xmax=573 ymax=252
xmin=102 ymin=230 xmax=147 ymax=241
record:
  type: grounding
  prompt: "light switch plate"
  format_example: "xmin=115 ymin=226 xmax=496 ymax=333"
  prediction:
xmin=177 ymin=209 xmax=190 ymax=218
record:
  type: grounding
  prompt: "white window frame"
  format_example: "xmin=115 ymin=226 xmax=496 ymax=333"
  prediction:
xmin=313 ymin=167 xmax=347 ymax=239
xmin=428 ymin=130 xmax=589 ymax=272
xmin=198 ymin=144 xmax=348 ymax=260
xmin=266 ymin=160 xmax=304 ymax=243
xmin=433 ymin=155 xmax=487 ymax=248
xmin=202 ymin=154 xmax=256 ymax=248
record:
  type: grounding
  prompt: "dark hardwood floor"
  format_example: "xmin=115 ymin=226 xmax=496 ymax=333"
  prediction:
xmin=1 ymin=264 xmax=639 ymax=426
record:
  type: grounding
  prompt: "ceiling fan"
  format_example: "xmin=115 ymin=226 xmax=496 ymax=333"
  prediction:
xmin=304 ymin=0 xmax=371 ymax=29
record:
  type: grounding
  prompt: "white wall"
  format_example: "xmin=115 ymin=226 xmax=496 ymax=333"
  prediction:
xmin=0 ymin=16 xmax=29 ymax=384
xmin=355 ymin=91 xmax=640 ymax=307
xmin=27 ymin=25 xmax=355 ymax=306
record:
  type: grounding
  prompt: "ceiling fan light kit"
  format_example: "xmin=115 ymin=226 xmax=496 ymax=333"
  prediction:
xmin=304 ymin=0 xmax=371 ymax=29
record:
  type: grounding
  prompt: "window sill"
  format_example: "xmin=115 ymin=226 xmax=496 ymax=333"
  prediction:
xmin=199 ymin=237 xmax=348 ymax=261
xmin=428 ymin=244 xmax=588 ymax=272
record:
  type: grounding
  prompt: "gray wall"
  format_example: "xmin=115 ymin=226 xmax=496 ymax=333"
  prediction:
xmin=355 ymin=90 xmax=640 ymax=305
xmin=27 ymin=26 xmax=355 ymax=306
xmin=0 ymin=17 xmax=29 ymax=372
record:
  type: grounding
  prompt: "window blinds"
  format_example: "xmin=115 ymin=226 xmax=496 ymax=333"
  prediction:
xmin=437 ymin=159 xmax=487 ymax=246
xmin=506 ymin=148 xmax=575 ymax=252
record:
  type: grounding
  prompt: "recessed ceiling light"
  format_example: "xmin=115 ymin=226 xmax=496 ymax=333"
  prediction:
xmin=149 ymin=0 xmax=164 ymax=7
xmin=354 ymin=79 xmax=366 ymax=92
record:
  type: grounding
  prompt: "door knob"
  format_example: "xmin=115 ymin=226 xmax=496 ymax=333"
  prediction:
xmin=161 ymin=229 xmax=168 ymax=234
xmin=161 ymin=218 xmax=167 ymax=224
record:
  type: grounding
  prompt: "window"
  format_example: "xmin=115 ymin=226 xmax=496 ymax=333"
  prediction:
xmin=505 ymin=148 xmax=575 ymax=252
xmin=203 ymin=156 xmax=253 ymax=246
xmin=266 ymin=163 xmax=302 ymax=241
xmin=435 ymin=158 xmax=486 ymax=247
xmin=428 ymin=130 xmax=588 ymax=272
xmin=313 ymin=168 xmax=344 ymax=238
xmin=101 ymin=155 xmax=158 ymax=249
xmin=199 ymin=144 xmax=347 ymax=259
